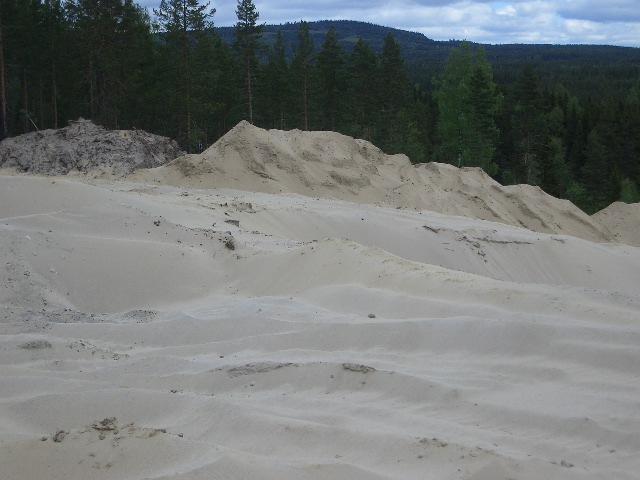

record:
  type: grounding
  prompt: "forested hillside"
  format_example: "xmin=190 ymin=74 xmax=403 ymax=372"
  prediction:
xmin=2 ymin=1 xmax=639 ymax=212
xmin=217 ymin=20 xmax=640 ymax=96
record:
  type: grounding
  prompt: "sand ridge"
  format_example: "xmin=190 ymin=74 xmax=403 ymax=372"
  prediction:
xmin=593 ymin=201 xmax=640 ymax=246
xmin=1 ymin=121 xmax=640 ymax=480
xmin=1 ymin=174 xmax=640 ymax=479
xmin=131 ymin=121 xmax=614 ymax=243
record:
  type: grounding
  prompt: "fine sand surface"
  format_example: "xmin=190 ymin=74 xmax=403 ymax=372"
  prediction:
xmin=1 ymin=173 xmax=640 ymax=480
xmin=593 ymin=202 xmax=640 ymax=247
xmin=131 ymin=121 xmax=613 ymax=243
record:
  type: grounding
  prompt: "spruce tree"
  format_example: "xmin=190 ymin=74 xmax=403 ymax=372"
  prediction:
xmin=511 ymin=65 xmax=546 ymax=184
xmin=154 ymin=0 xmax=215 ymax=150
xmin=292 ymin=22 xmax=314 ymax=130
xmin=317 ymin=27 xmax=344 ymax=131
xmin=234 ymin=0 xmax=261 ymax=124
xmin=467 ymin=52 xmax=501 ymax=174
xmin=0 ymin=2 xmax=10 ymax=137
xmin=582 ymin=127 xmax=618 ymax=212
xmin=347 ymin=38 xmax=377 ymax=140
xmin=435 ymin=43 xmax=500 ymax=174
xmin=263 ymin=31 xmax=289 ymax=129
xmin=378 ymin=34 xmax=408 ymax=150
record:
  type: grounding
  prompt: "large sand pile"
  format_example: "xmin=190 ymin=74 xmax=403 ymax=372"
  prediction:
xmin=133 ymin=121 xmax=611 ymax=242
xmin=592 ymin=201 xmax=640 ymax=246
xmin=1 ymin=175 xmax=639 ymax=480
xmin=2 ymin=120 xmax=640 ymax=480
xmin=0 ymin=119 xmax=182 ymax=176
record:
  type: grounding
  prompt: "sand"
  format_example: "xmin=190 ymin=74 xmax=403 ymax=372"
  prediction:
xmin=1 ymin=172 xmax=640 ymax=480
xmin=593 ymin=201 xmax=640 ymax=247
xmin=131 ymin=121 xmax=612 ymax=243
xmin=2 ymin=121 xmax=640 ymax=479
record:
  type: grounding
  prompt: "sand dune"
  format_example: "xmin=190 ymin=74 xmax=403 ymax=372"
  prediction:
xmin=132 ymin=121 xmax=612 ymax=243
xmin=593 ymin=201 xmax=640 ymax=246
xmin=1 ymin=173 xmax=639 ymax=480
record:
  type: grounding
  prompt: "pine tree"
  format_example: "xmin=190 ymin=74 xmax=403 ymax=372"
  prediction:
xmin=565 ymin=96 xmax=585 ymax=176
xmin=0 ymin=4 xmax=8 ymax=138
xmin=378 ymin=34 xmax=408 ymax=150
xmin=467 ymin=51 xmax=501 ymax=174
xmin=42 ymin=0 xmax=66 ymax=129
xmin=347 ymin=38 xmax=377 ymax=139
xmin=581 ymin=127 xmax=618 ymax=212
xmin=542 ymin=136 xmax=571 ymax=197
xmin=435 ymin=43 xmax=500 ymax=174
xmin=511 ymin=65 xmax=546 ymax=184
xmin=263 ymin=31 xmax=289 ymax=129
xmin=235 ymin=0 xmax=261 ymax=124
xmin=292 ymin=22 xmax=313 ymax=130
xmin=619 ymin=81 xmax=640 ymax=185
xmin=154 ymin=0 xmax=215 ymax=150
xmin=620 ymin=178 xmax=640 ymax=203
xmin=317 ymin=27 xmax=344 ymax=131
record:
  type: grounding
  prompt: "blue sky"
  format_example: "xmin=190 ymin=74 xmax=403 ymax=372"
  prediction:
xmin=140 ymin=0 xmax=640 ymax=46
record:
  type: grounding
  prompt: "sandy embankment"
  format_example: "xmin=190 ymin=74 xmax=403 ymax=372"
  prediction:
xmin=593 ymin=201 xmax=640 ymax=246
xmin=1 ymin=122 xmax=640 ymax=480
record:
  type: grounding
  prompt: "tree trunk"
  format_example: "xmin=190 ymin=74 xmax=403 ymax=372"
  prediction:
xmin=303 ymin=69 xmax=308 ymax=130
xmin=0 ymin=20 xmax=7 ymax=138
xmin=23 ymin=68 xmax=29 ymax=132
xmin=89 ymin=59 xmax=95 ymax=119
xmin=39 ymin=76 xmax=44 ymax=128
xmin=246 ymin=55 xmax=253 ymax=124
xmin=52 ymin=63 xmax=58 ymax=128
xmin=181 ymin=1 xmax=191 ymax=152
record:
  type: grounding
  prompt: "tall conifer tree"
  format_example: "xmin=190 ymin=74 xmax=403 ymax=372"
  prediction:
xmin=293 ymin=22 xmax=313 ymax=130
xmin=348 ymin=38 xmax=377 ymax=140
xmin=317 ymin=27 xmax=344 ymax=131
xmin=235 ymin=0 xmax=261 ymax=124
xmin=154 ymin=0 xmax=215 ymax=150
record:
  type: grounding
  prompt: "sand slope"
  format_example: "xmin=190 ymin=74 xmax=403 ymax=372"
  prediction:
xmin=593 ymin=201 xmax=640 ymax=246
xmin=132 ymin=121 xmax=611 ymax=243
xmin=1 ymin=175 xmax=640 ymax=480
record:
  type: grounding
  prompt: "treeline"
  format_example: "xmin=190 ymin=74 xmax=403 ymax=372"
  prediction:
xmin=1 ymin=0 xmax=639 ymax=212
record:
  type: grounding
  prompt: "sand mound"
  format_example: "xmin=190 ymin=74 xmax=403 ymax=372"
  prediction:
xmin=0 ymin=119 xmax=182 ymax=176
xmin=133 ymin=121 xmax=611 ymax=242
xmin=592 ymin=201 xmax=640 ymax=246
xmin=2 ymin=175 xmax=640 ymax=480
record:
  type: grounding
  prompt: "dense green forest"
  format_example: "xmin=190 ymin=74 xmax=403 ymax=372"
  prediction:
xmin=2 ymin=0 xmax=640 ymax=212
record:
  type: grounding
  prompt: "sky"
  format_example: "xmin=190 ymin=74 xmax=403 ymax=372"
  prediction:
xmin=139 ymin=0 xmax=640 ymax=47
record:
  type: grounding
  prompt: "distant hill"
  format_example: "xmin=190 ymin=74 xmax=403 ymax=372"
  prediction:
xmin=217 ymin=20 xmax=640 ymax=95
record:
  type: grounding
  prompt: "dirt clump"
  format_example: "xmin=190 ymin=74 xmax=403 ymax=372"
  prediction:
xmin=0 ymin=118 xmax=182 ymax=176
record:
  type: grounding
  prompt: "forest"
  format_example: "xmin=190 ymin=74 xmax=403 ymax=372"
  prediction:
xmin=1 ymin=0 xmax=640 ymax=213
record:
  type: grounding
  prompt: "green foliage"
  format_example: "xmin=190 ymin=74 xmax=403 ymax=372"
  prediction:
xmin=291 ymin=21 xmax=314 ymax=130
xmin=235 ymin=0 xmax=260 ymax=48
xmin=377 ymin=34 xmax=409 ymax=151
xmin=620 ymin=178 xmax=640 ymax=204
xmin=235 ymin=0 xmax=262 ymax=123
xmin=317 ymin=27 xmax=345 ymax=130
xmin=541 ymin=136 xmax=571 ymax=197
xmin=154 ymin=0 xmax=216 ymax=150
xmin=346 ymin=38 xmax=378 ymax=140
xmin=435 ymin=43 xmax=501 ymax=175
xmin=261 ymin=31 xmax=289 ymax=129
xmin=581 ymin=128 xmax=619 ymax=212
xmin=2 ymin=7 xmax=639 ymax=214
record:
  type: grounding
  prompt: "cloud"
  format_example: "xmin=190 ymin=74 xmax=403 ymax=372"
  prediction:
xmin=557 ymin=0 xmax=640 ymax=23
xmin=137 ymin=0 xmax=640 ymax=46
